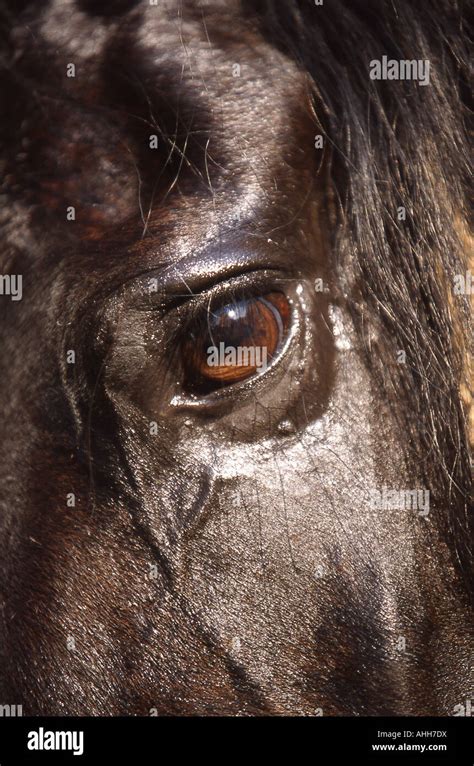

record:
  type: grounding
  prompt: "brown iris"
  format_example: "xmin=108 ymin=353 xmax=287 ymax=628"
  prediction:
xmin=182 ymin=291 xmax=291 ymax=393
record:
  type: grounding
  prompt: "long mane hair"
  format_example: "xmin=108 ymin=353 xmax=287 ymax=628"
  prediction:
xmin=247 ymin=0 xmax=473 ymax=592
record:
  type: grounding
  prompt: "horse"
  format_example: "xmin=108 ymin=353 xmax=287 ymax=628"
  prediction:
xmin=0 ymin=0 xmax=471 ymax=715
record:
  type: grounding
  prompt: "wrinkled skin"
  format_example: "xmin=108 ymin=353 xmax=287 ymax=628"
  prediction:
xmin=0 ymin=0 xmax=471 ymax=715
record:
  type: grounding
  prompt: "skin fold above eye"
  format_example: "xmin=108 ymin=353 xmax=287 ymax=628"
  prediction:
xmin=181 ymin=291 xmax=291 ymax=392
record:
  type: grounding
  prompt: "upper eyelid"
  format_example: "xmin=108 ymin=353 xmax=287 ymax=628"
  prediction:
xmin=134 ymin=268 xmax=290 ymax=319
xmin=125 ymin=238 xmax=291 ymax=296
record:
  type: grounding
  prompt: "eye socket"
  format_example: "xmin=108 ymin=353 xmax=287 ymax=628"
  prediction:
xmin=181 ymin=291 xmax=291 ymax=394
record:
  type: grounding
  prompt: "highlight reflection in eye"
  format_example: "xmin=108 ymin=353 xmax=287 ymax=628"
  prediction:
xmin=182 ymin=291 xmax=291 ymax=393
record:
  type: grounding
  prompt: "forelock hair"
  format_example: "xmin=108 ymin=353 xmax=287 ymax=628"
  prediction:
xmin=245 ymin=0 xmax=472 ymax=589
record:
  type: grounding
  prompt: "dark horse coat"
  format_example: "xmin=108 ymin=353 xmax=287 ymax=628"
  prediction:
xmin=0 ymin=0 xmax=472 ymax=715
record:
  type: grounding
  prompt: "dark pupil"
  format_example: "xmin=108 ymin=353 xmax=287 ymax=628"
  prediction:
xmin=208 ymin=298 xmax=273 ymax=350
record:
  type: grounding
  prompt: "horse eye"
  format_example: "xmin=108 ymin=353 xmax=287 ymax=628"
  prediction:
xmin=182 ymin=291 xmax=291 ymax=393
